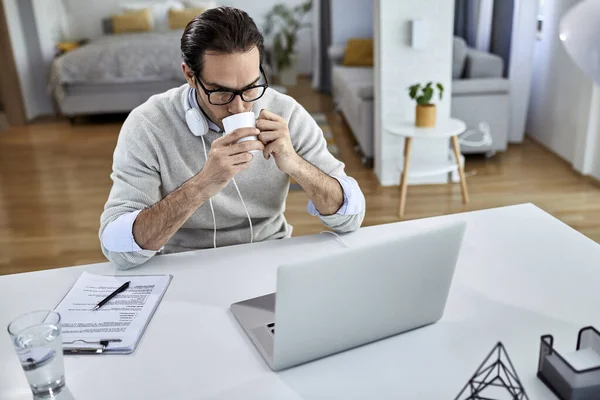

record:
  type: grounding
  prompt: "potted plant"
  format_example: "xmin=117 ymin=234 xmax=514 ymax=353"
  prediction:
xmin=263 ymin=0 xmax=312 ymax=87
xmin=408 ymin=82 xmax=444 ymax=127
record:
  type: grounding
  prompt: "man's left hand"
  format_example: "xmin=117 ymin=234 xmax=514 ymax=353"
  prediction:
xmin=256 ymin=109 xmax=300 ymax=174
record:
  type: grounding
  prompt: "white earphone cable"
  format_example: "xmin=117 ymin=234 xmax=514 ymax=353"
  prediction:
xmin=319 ymin=230 xmax=350 ymax=248
xmin=193 ymin=87 xmax=252 ymax=246
xmin=232 ymin=177 xmax=254 ymax=244
xmin=200 ymin=136 xmax=217 ymax=249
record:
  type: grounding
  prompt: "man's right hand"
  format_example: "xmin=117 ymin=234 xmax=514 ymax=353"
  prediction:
xmin=194 ymin=127 xmax=265 ymax=198
xmin=131 ymin=128 xmax=263 ymax=251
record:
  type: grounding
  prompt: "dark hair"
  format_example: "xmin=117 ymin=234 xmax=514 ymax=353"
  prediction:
xmin=181 ymin=7 xmax=265 ymax=78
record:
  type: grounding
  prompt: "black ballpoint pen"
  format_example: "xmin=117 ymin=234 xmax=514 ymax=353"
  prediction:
xmin=93 ymin=281 xmax=131 ymax=311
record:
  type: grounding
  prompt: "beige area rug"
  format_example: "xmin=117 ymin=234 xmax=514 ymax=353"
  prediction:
xmin=290 ymin=113 xmax=338 ymax=190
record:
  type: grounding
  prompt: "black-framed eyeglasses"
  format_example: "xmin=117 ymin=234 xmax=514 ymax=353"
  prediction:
xmin=194 ymin=66 xmax=269 ymax=106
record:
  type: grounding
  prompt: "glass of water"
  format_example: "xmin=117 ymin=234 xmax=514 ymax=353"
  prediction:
xmin=7 ymin=310 xmax=66 ymax=398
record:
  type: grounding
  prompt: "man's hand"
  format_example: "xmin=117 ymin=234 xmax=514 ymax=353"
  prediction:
xmin=256 ymin=109 xmax=300 ymax=174
xmin=194 ymin=127 xmax=264 ymax=197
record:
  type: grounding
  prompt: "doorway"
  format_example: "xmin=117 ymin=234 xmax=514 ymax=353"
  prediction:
xmin=0 ymin=0 xmax=26 ymax=127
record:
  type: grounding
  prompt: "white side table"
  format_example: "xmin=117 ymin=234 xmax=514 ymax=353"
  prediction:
xmin=386 ymin=118 xmax=469 ymax=218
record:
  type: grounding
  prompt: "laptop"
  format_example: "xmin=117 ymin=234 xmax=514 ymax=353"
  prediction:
xmin=230 ymin=221 xmax=466 ymax=371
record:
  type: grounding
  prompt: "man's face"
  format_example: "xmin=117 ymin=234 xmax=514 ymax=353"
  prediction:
xmin=182 ymin=46 xmax=261 ymax=130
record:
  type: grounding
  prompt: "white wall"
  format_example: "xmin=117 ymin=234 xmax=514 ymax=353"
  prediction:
xmin=374 ymin=0 xmax=454 ymax=186
xmin=32 ymin=0 xmax=66 ymax=71
xmin=584 ymin=88 xmax=600 ymax=180
xmin=507 ymin=0 xmax=539 ymax=143
xmin=331 ymin=0 xmax=373 ymax=45
xmin=527 ymin=0 xmax=593 ymax=163
xmin=2 ymin=0 xmax=54 ymax=120
xmin=61 ymin=0 xmax=313 ymax=74
xmin=573 ymin=86 xmax=600 ymax=180
xmin=61 ymin=0 xmax=177 ymax=40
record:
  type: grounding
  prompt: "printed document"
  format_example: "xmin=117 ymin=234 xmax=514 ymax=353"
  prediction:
xmin=54 ymin=272 xmax=171 ymax=352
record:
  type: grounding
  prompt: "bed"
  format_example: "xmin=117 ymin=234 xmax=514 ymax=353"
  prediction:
xmin=50 ymin=31 xmax=187 ymax=119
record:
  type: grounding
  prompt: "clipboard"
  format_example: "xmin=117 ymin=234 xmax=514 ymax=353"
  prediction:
xmin=53 ymin=272 xmax=172 ymax=355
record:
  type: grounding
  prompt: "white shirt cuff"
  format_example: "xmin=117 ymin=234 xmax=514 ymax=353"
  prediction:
xmin=307 ymin=176 xmax=364 ymax=216
xmin=101 ymin=210 xmax=144 ymax=253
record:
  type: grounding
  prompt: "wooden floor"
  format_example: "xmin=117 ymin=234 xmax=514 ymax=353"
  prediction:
xmin=0 ymin=113 xmax=8 ymax=133
xmin=1 ymin=78 xmax=600 ymax=275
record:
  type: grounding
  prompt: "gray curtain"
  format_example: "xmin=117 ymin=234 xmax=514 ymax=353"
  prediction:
xmin=454 ymin=0 xmax=478 ymax=47
xmin=490 ymin=0 xmax=514 ymax=77
xmin=316 ymin=0 xmax=332 ymax=93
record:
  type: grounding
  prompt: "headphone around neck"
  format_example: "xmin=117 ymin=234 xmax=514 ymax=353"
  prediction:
xmin=184 ymin=86 xmax=209 ymax=137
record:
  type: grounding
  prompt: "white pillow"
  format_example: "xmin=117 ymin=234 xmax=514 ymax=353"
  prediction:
xmin=121 ymin=1 xmax=185 ymax=31
xmin=183 ymin=0 xmax=216 ymax=9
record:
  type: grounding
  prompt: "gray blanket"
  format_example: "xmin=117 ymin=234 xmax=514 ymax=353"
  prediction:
xmin=50 ymin=31 xmax=186 ymax=88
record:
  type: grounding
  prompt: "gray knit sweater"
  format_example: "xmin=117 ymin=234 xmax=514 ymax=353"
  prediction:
xmin=100 ymin=84 xmax=365 ymax=269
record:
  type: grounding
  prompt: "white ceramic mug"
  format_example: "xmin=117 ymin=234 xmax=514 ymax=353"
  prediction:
xmin=222 ymin=112 xmax=258 ymax=143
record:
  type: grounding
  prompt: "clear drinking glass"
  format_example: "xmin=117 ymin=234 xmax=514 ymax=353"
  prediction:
xmin=7 ymin=310 xmax=66 ymax=398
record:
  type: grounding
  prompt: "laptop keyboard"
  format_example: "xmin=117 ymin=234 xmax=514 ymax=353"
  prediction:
xmin=267 ymin=322 xmax=275 ymax=335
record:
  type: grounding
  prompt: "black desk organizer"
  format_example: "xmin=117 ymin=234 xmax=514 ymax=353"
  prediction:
xmin=455 ymin=342 xmax=529 ymax=400
xmin=537 ymin=326 xmax=600 ymax=400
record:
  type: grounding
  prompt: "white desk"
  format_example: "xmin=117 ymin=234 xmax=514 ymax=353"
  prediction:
xmin=1 ymin=204 xmax=599 ymax=400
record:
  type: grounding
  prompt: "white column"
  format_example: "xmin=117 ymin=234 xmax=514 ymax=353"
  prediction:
xmin=374 ymin=0 xmax=455 ymax=186
xmin=587 ymin=86 xmax=600 ymax=181
xmin=573 ymin=85 xmax=600 ymax=179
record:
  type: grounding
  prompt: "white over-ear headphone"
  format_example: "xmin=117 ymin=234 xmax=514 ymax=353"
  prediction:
xmin=184 ymin=87 xmax=208 ymax=136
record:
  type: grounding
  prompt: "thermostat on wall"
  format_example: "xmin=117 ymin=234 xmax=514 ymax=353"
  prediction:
xmin=411 ymin=19 xmax=427 ymax=49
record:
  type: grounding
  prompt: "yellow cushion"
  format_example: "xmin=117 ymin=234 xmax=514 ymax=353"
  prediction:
xmin=56 ymin=41 xmax=80 ymax=52
xmin=111 ymin=9 xmax=152 ymax=34
xmin=168 ymin=8 xmax=206 ymax=30
xmin=342 ymin=38 xmax=374 ymax=67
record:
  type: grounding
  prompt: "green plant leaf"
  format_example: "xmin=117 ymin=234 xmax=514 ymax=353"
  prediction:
xmin=273 ymin=33 xmax=288 ymax=70
xmin=301 ymin=0 xmax=313 ymax=13
xmin=422 ymin=86 xmax=434 ymax=104
xmin=264 ymin=1 xmax=312 ymax=73
xmin=408 ymin=84 xmax=420 ymax=100
xmin=436 ymin=83 xmax=444 ymax=100
xmin=273 ymin=4 xmax=288 ymax=15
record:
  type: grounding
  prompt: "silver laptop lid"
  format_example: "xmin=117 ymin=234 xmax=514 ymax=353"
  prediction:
xmin=272 ymin=221 xmax=466 ymax=370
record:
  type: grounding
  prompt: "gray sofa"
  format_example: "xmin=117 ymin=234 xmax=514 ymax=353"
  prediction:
xmin=330 ymin=37 xmax=510 ymax=163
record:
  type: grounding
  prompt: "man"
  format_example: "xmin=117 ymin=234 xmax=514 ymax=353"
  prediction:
xmin=100 ymin=6 xmax=365 ymax=270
